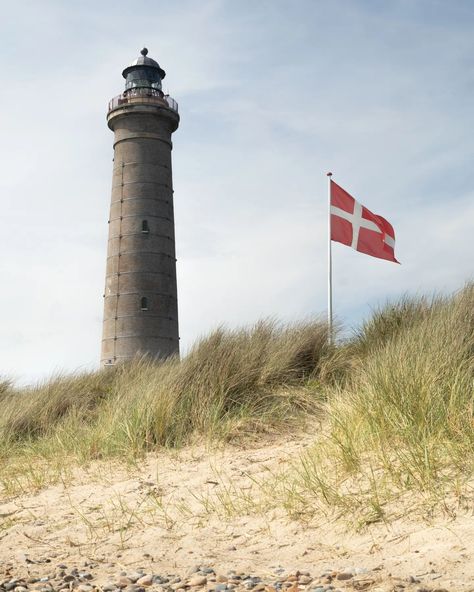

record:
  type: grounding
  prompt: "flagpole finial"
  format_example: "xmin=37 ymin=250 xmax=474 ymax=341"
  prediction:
xmin=327 ymin=172 xmax=333 ymax=177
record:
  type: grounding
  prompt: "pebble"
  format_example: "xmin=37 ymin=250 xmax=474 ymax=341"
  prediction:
xmin=335 ymin=573 xmax=353 ymax=582
xmin=0 ymin=565 xmax=457 ymax=592
xmin=188 ymin=576 xmax=207 ymax=587
xmin=126 ymin=574 xmax=143 ymax=584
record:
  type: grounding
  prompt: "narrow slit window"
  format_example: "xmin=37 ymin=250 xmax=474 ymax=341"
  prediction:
xmin=142 ymin=220 xmax=150 ymax=233
xmin=140 ymin=297 xmax=148 ymax=311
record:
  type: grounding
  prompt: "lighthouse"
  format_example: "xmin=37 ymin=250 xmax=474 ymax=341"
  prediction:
xmin=101 ymin=48 xmax=180 ymax=365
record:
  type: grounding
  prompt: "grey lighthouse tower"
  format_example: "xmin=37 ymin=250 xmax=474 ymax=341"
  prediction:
xmin=101 ymin=48 xmax=180 ymax=365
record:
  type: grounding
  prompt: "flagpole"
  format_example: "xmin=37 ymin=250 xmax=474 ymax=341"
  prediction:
xmin=327 ymin=172 xmax=333 ymax=345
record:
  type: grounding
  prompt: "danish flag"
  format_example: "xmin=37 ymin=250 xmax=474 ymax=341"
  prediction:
xmin=330 ymin=180 xmax=399 ymax=263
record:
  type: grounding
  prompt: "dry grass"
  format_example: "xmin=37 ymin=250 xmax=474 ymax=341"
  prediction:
xmin=1 ymin=284 xmax=473 ymax=523
xmin=0 ymin=319 xmax=328 ymax=477
xmin=274 ymin=283 xmax=474 ymax=524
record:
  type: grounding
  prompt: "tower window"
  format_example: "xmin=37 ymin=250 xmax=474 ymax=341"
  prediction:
xmin=142 ymin=220 xmax=150 ymax=233
xmin=140 ymin=297 xmax=148 ymax=311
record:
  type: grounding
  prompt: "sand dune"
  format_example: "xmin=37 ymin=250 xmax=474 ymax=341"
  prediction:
xmin=1 ymin=435 xmax=473 ymax=591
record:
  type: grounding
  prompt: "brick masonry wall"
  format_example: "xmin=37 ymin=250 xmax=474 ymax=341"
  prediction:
xmin=101 ymin=103 xmax=180 ymax=365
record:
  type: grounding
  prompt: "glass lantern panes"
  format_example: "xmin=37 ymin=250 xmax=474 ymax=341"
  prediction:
xmin=125 ymin=68 xmax=162 ymax=91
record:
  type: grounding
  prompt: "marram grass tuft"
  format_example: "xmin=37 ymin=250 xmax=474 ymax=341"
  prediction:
xmin=0 ymin=319 xmax=329 ymax=462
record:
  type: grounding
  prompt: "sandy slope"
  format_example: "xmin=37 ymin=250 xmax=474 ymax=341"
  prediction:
xmin=1 ymin=434 xmax=473 ymax=591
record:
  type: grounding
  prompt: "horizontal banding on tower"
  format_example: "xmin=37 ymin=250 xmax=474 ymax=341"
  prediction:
xmin=100 ymin=49 xmax=180 ymax=366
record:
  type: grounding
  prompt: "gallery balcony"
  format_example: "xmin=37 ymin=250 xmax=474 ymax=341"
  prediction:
xmin=108 ymin=88 xmax=178 ymax=114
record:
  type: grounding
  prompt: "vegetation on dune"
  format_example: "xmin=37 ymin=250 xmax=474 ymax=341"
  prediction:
xmin=285 ymin=283 xmax=474 ymax=524
xmin=0 ymin=283 xmax=473 ymax=519
xmin=336 ymin=284 xmax=474 ymax=473
xmin=0 ymin=320 xmax=328 ymax=462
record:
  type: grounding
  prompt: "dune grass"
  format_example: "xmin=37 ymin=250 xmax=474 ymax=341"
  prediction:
xmin=278 ymin=283 xmax=474 ymax=524
xmin=0 ymin=284 xmax=472 ymax=518
xmin=331 ymin=283 xmax=474 ymax=478
xmin=0 ymin=320 xmax=328 ymax=469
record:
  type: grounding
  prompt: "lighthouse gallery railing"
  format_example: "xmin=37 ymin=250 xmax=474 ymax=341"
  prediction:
xmin=108 ymin=88 xmax=178 ymax=113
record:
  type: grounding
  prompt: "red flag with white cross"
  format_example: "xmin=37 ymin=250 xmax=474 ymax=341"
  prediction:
xmin=330 ymin=180 xmax=399 ymax=263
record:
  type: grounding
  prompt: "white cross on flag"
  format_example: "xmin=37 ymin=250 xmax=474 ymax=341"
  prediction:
xmin=330 ymin=180 xmax=399 ymax=263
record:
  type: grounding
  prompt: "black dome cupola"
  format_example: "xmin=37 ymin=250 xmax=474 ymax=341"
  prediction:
xmin=122 ymin=48 xmax=166 ymax=93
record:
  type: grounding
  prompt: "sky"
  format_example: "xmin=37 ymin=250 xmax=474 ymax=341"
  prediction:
xmin=0 ymin=0 xmax=473 ymax=384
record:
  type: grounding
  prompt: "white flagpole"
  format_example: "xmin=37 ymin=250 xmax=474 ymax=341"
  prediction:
xmin=327 ymin=172 xmax=333 ymax=345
